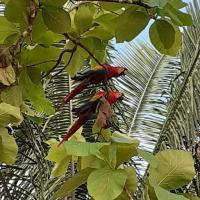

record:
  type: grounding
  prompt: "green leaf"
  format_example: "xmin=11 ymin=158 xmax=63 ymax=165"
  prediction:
xmin=74 ymin=3 xmax=95 ymax=34
xmin=87 ymin=168 xmax=127 ymax=200
xmin=46 ymin=139 xmax=70 ymax=177
xmin=124 ymin=167 xmax=137 ymax=193
xmin=99 ymin=2 xmax=130 ymax=11
xmin=54 ymin=168 xmax=93 ymax=199
xmin=184 ymin=194 xmax=200 ymax=200
xmin=0 ymin=128 xmax=18 ymax=165
xmin=154 ymin=186 xmax=189 ymax=200
xmin=4 ymin=0 xmax=28 ymax=24
xmin=19 ymin=69 xmax=55 ymax=115
xmin=65 ymin=46 xmax=88 ymax=76
xmin=94 ymin=13 xmax=117 ymax=35
xmin=100 ymin=144 xmax=117 ymax=169
xmin=31 ymin=10 xmax=47 ymax=43
xmin=92 ymin=124 xmax=111 ymax=142
xmin=43 ymin=0 xmax=67 ymax=7
xmin=149 ymin=19 xmax=181 ymax=56
xmin=111 ymin=131 xmax=140 ymax=144
xmin=64 ymin=140 xmax=108 ymax=157
xmin=1 ymin=85 xmax=23 ymax=107
xmin=115 ymin=8 xmax=150 ymax=43
xmin=149 ymin=150 xmax=195 ymax=190
xmin=0 ymin=16 xmax=18 ymax=44
xmin=137 ymin=148 xmax=157 ymax=168
xmin=81 ymin=155 xmax=106 ymax=169
xmin=37 ymin=31 xmax=63 ymax=46
xmin=115 ymin=141 xmax=139 ymax=167
xmin=168 ymin=0 xmax=188 ymax=9
xmin=42 ymin=5 xmax=71 ymax=33
xmin=83 ymin=25 xmax=113 ymax=40
xmin=20 ymin=45 xmax=61 ymax=72
xmin=161 ymin=3 xmax=192 ymax=26
xmin=145 ymin=0 xmax=168 ymax=8
xmin=0 ymin=103 xmax=23 ymax=126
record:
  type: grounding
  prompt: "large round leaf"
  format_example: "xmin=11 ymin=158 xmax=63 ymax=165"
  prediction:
xmin=74 ymin=3 xmax=95 ymax=34
xmin=149 ymin=19 xmax=181 ymax=56
xmin=87 ymin=168 xmax=127 ymax=200
xmin=149 ymin=149 xmax=195 ymax=190
xmin=115 ymin=8 xmax=150 ymax=43
xmin=42 ymin=5 xmax=71 ymax=33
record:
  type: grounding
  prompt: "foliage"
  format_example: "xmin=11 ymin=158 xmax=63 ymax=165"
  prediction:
xmin=0 ymin=0 xmax=198 ymax=199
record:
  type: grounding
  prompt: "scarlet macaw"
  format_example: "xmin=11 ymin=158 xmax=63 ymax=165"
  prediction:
xmin=59 ymin=64 xmax=127 ymax=107
xmin=58 ymin=91 xmax=124 ymax=145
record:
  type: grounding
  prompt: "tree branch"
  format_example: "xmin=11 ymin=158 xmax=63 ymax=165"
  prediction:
xmin=51 ymin=46 xmax=77 ymax=78
xmin=72 ymin=0 xmax=152 ymax=9
xmin=63 ymin=33 xmax=105 ymax=68
xmin=42 ymin=48 xmax=76 ymax=78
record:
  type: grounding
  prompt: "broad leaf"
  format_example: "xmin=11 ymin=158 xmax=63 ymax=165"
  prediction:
xmin=0 ymin=16 xmax=18 ymax=43
xmin=87 ymin=168 xmax=127 ymax=200
xmin=124 ymin=167 xmax=137 ymax=193
xmin=0 ymin=103 xmax=23 ymax=126
xmin=20 ymin=45 xmax=61 ymax=72
xmin=54 ymin=168 xmax=93 ymax=199
xmin=74 ymin=3 xmax=95 ymax=34
xmin=1 ymin=85 xmax=23 ymax=107
xmin=115 ymin=8 xmax=150 ymax=42
xmin=94 ymin=13 xmax=117 ymax=35
xmin=149 ymin=150 xmax=195 ymax=190
xmin=42 ymin=5 xmax=71 ymax=33
xmin=149 ymin=19 xmax=181 ymax=56
xmin=154 ymin=186 xmax=189 ymax=200
xmin=64 ymin=140 xmax=107 ymax=157
xmin=19 ymin=69 xmax=55 ymax=115
xmin=65 ymin=46 xmax=88 ymax=76
xmin=46 ymin=139 xmax=70 ymax=177
xmin=81 ymin=155 xmax=106 ymax=169
xmin=0 ymin=128 xmax=18 ymax=165
xmin=145 ymin=0 xmax=168 ymax=8
xmin=99 ymin=2 xmax=127 ymax=11
xmin=100 ymin=144 xmax=117 ymax=169
xmin=137 ymin=148 xmax=157 ymax=167
xmin=162 ymin=3 xmax=192 ymax=26
xmin=168 ymin=0 xmax=188 ymax=9
xmin=43 ymin=0 xmax=67 ymax=7
xmin=83 ymin=26 xmax=113 ymax=40
xmin=4 ymin=0 xmax=28 ymax=24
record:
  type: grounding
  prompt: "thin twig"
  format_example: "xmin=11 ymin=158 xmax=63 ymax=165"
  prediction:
xmin=51 ymin=45 xmax=77 ymax=78
xmin=27 ymin=60 xmax=57 ymax=67
xmin=42 ymin=48 xmax=75 ymax=78
xmin=63 ymin=33 xmax=105 ymax=68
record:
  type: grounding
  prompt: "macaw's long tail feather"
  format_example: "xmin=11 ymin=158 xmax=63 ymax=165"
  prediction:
xmin=59 ymin=80 xmax=89 ymax=108
xmin=58 ymin=115 xmax=89 ymax=146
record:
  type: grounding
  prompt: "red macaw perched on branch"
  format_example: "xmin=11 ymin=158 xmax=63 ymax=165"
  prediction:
xmin=59 ymin=64 xmax=127 ymax=107
xmin=58 ymin=91 xmax=124 ymax=146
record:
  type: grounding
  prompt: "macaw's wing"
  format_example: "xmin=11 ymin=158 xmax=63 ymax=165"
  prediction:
xmin=72 ymin=69 xmax=108 ymax=82
xmin=72 ymin=100 xmax=100 ymax=116
xmin=58 ymin=115 xmax=89 ymax=146
xmin=59 ymin=79 xmax=90 ymax=107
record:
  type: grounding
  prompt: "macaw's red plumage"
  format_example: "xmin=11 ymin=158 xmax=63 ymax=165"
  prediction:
xmin=59 ymin=64 xmax=127 ymax=107
xmin=58 ymin=91 xmax=124 ymax=146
